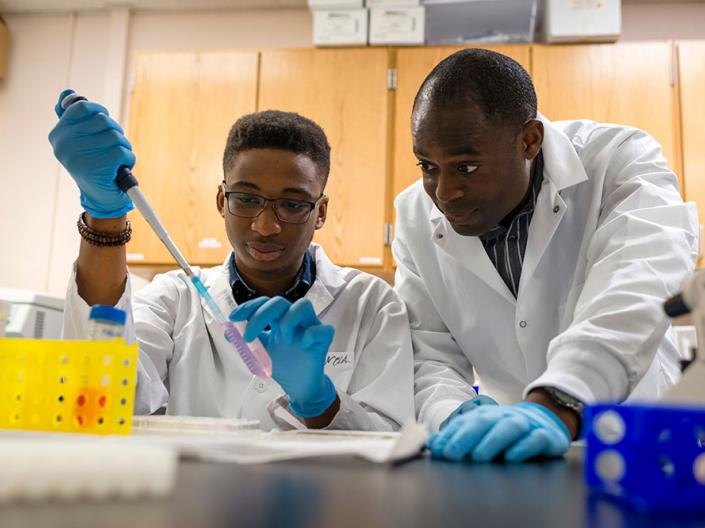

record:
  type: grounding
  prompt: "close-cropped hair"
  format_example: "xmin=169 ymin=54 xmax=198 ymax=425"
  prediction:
xmin=414 ymin=48 xmax=538 ymax=128
xmin=223 ymin=110 xmax=331 ymax=187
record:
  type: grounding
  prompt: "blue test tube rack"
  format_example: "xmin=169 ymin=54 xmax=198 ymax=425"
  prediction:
xmin=583 ymin=403 xmax=705 ymax=514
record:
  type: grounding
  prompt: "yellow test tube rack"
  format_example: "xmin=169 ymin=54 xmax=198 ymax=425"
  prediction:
xmin=0 ymin=338 xmax=138 ymax=435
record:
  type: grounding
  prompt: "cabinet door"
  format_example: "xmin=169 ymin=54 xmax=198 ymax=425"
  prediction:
xmin=258 ymin=49 xmax=392 ymax=268
xmin=393 ymin=46 xmax=531 ymax=201
xmin=678 ymin=41 xmax=705 ymax=266
xmin=126 ymin=51 xmax=258 ymax=265
xmin=532 ymin=43 xmax=682 ymax=183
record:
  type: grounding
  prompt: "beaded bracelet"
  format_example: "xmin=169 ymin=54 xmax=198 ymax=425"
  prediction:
xmin=77 ymin=213 xmax=132 ymax=247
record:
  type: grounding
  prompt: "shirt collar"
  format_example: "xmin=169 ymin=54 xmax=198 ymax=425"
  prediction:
xmin=228 ymin=250 xmax=316 ymax=305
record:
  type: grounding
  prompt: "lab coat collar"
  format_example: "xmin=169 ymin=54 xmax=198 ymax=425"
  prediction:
xmin=538 ymin=113 xmax=589 ymax=192
xmin=202 ymin=244 xmax=345 ymax=317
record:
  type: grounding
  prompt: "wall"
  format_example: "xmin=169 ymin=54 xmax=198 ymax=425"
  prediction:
xmin=0 ymin=2 xmax=703 ymax=297
xmin=0 ymin=8 xmax=312 ymax=297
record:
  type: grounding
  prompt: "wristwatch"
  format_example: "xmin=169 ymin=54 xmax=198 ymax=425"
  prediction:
xmin=543 ymin=386 xmax=584 ymax=415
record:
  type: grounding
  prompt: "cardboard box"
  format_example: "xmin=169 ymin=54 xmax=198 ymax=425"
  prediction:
xmin=313 ymin=9 xmax=369 ymax=46
xmin=0 ymin=17 xmax=9 ymax=80
xmin=369 ymin=6 xmax=425 ymax=45
xmin=544 ymin=0 xmax=621 ymax=43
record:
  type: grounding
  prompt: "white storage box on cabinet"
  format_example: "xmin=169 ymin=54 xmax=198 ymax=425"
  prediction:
xmin=543 ymin=0 xmax=621 ymax=43
xmin=313 ymin=9 xmax=369 ymax=46
xmin=369 ymin=6 xmax=425 ymax=45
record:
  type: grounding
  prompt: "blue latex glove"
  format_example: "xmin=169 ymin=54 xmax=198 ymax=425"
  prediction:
xmin=230 ymin=296 xmax=337 ymax=418
xmin=428 ymin=402 xmax=571 ymax=463
xmin=439 ymin=394 xmax=499 ymax=431
xmin=48 ymin=89 xmax=135 ymax=218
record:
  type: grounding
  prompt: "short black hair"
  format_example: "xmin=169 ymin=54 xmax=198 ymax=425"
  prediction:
xmin=223 ymin=110 xmax=331 ymax=187
xmin=413 ymin=48 xmax=537 ymax=129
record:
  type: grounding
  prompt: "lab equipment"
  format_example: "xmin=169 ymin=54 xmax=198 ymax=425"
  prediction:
xmin=0 ymin=299 xmax=9 ymax=337
xmin=88 ymin=304 xmax=126 ymax=341
xmin=56 ymin=92 xmax=272 ymax=379
xmin=0 ymin=437 xmax=176 ymax=502
xmin=0 ymin=288 xmax=64 ymax=339
xmin=0 ymin=337 xmax=138 ymax=434
xmin=428 ymin=402 xmax=570 ymax=462
xmin=231 ymin=297 xmax=337 ymax=417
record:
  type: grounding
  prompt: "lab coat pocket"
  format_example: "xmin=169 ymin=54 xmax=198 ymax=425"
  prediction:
xmin=324 ymin=351 xmax=355 ymax=390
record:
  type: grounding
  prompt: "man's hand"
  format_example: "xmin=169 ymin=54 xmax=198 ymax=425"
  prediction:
xmin=428 ymin=402 xmax=571 ymax=463
xmin=48 ymin=89 xmax=135 ymax=218
xmin=439 ymin=395 xmax=499 ymax=431
xmin=230 ymin=297 xmax=337 ymax=420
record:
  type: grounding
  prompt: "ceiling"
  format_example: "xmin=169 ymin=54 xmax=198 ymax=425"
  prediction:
xmin=0 ymin=0 xmax=701 ymax=13
xmin=0 ymin=0 xmax=308 ymax=13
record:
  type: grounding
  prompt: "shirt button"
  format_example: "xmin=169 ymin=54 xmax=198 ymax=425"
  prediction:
xmin=437 ymin=233 xmax=444 ymax=239
xmin=519 ymin=320 xmax=527 ymax=328
xmin=553 ymin=205 xmax=560 ymax=213
xmin=255 ymin=380 xmax=267 ymax=393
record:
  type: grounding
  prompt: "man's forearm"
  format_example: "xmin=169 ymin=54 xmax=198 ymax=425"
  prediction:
xmin=76 ymin=213 xmax=128 ymax=306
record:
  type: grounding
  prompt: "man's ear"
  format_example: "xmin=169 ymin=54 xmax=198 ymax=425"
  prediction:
xmin=216 ymin=183 xmax=226 ymax=219
xmin=521 ymin=119 xmax=544 ymax=160
xmin=314 ymin=195 xmax=329 ymax=230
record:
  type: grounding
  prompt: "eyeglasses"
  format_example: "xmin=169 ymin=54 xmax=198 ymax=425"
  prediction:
xmin=222 ymin=186 xmax=324 ymax=225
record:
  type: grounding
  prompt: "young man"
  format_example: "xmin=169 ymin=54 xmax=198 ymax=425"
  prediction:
xmin=51 ymin=90 xmax=414 ymax=430
xmin=393 ymin=49 xmax=698 ymax=461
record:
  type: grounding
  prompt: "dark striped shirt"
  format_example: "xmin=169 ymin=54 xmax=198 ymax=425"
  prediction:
xmin=228 ymin=250 xmax=316 ymax=305
xmin=480 ymin=152 xmax=544 ymax=298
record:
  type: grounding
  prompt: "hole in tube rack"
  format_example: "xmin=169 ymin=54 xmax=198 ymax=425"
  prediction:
xmin=58 ymin=395 xmax=64 ymax=403
xmin=61 ymin=356 xmax=68 ymax=365
xmin=659 ymin=455 xmax=676 ymax=479
xmin=98 ymin=396 xmax=106 ymax=407
xmin=657 ymin=429 xmax=672 ymax=443
xmin=101 ymin=375 xmax=110 ymax=387
xmin=77 ymin=395 xmax=86 ymax=407
xmin=77 ymin=416 xmax=84 ymax=426
xmin=695 ymin=426 xmax=705 ymax=449
xmin=118 ymin=417 xmax=125 ymax=425
xmin=593 ymin=410 xmax=626 ymax=445
xmin=120 ymin=398 xmax=127 ymax=406
xmin=121 ymin=378 xmax=129 ymax=386
xmin=595 ymin=450 xmax=625 ymax=482
xmin=123 ymin=358 xmax=130 ymax=367
xmin=59 ymin=376 xmax=66 ymax=384
xmin=55 ymin=414 xmax=62 ymax=423
xmin=103 ymin=355 xmax=112 ymax=366
xmin=98 ymin=417 xmax=104 ymax=425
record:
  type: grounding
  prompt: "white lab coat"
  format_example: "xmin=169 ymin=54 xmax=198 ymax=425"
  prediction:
xmin=63 ymin=243 xmax=415 ymax=431
xmin=393 ymin=116 xmax=699 ymax=432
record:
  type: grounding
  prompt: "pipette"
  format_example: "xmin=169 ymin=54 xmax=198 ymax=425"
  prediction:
xmin=61 ymin=93 xmax=272 ymax=379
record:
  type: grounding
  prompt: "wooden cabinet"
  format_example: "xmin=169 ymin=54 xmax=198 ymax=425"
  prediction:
xmin=532 ymin=43 xmax=682 ymax=184
xmin=126 ymin=51 xmax=258 ymax=265
xmin=258 ymin=49 xmax=393 ymax=268
xmin=393 ymin=45 xmax=531 ymax=202
xmin=677 ymin=41 xmax=705 ymax=266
